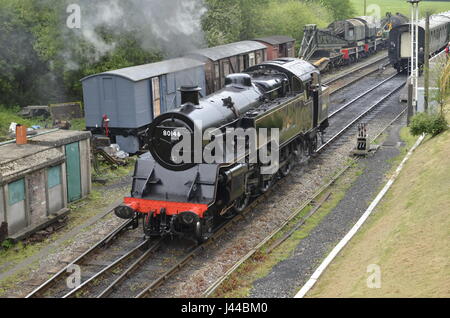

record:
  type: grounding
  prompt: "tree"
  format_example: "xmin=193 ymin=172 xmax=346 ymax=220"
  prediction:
xmin=202 ymin=0 xmax=243 ymax=46
xmin=253 ymin=0 xmax=333 ymax=42
xmin=311 ymin=0 xmax=355 ymax=21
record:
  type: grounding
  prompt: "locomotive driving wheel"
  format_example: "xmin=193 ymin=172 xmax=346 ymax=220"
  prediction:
xmin=309 ymin=134 xmax=319 ymax=155
xmin=260 ymin=174 xmax=275 ymax=193
xmin=234 ymin=193 xmax=250 ymax=213
xmin=280 ymin=156 xmax=294 ymax=177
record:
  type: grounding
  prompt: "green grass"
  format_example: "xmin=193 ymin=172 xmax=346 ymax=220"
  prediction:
xmin=0 ymin=106 xmax=51 ymax=141
xmin=350 ymin=0 xmax=450 ymax=17
xmin=0 ymin=105 xmax=87 ymax=141
xmin=70 ymin=118 xmax=86 ymax=131
xmin=308 ymin=125 xmax=450 ymax=297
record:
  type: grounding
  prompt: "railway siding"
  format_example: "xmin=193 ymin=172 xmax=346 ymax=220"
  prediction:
xmin=0 ymin=53 xmax=404 ymax=296
xmin=306 ymin=118 xmax=450 ymax=297
xmin=206 ymin=105 xmax=410 ymax=298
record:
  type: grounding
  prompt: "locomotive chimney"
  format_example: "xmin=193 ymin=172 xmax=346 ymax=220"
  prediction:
xmin=179 ymin=86 xmax=202 ymax=106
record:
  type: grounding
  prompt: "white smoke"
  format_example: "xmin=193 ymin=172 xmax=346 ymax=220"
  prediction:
xmin=70 ymin=0 xmax=207 ymax=64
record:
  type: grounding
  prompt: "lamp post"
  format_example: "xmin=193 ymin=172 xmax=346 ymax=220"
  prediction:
xmin=407 ymin=0 xmax=421 ymax=113
xmin=424 ymin=11 xmax=430 ymax=112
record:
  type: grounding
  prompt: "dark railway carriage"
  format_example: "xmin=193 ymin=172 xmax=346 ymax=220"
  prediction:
xmin=82 ymin=58 xmax=206 ymax=153
xmin=187 ymin=41 xmax=267 ymax=95
xmin=115 ymin=58 xmax=329 ymax=241
xmin=354 ymin=16 xmax=379 ymax=40
xmin=254 ymin=36 xmax=296 ymax=60
xmin=327 ymin=18 xmax=366 ymax=44
xmin=389 ymin=11 xmax=450 ymax=72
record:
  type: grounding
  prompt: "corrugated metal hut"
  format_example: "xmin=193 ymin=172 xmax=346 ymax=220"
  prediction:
xmin=254 ymin=36 xmax=296 ymax=60
xmin=81 ymin=57 xmax=206 ymax=153
xmin=187 ymin=41 xmax=267 ymax=95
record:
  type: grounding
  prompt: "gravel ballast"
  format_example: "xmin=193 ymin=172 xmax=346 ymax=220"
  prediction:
xmin=249 ymin=121 xmax=407 ymax=298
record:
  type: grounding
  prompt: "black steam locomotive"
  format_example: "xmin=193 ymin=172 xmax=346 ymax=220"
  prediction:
xmin=115 ymin=58 xmax=329 ymax=241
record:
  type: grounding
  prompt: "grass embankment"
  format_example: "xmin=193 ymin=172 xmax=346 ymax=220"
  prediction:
xmin=350 ymin=0 xmax=450 ymax=17
xmin=308 ymin=112 xmax=450 ymax=298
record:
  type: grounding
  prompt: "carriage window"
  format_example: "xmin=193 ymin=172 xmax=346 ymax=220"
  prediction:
xmin=305 ymin=82 xmax=311 ymax=100
xmin=349 ymin=28 xmax=354 ymax=38
xmin=152 ymin=77 xmax=161 ymax=118
xmin=292 ymin=78 xmax=303 ymax=94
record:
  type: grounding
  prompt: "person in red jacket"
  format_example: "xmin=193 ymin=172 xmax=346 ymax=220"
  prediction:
xmin=446 ymin=42 xmax=450 ymax=57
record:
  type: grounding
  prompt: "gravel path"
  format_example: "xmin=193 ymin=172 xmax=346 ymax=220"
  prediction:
xmin=249 ymin=120 xmax=406 ymax=298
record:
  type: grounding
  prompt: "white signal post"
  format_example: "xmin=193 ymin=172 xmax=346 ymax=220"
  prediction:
xmin=408 ymin=0 xmax=421 ymax=111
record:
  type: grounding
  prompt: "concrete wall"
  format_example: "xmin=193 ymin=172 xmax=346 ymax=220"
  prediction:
xmin=0 ymin=164 xmax=71 ymax=238
xmin=47 ymin=164 xmax=65 ymax=215
xmin=28 ymin=170 xmax=47 ymax=226
xmin=48 ymin=183 xmax=64 ymax=214
xmin=0 ymin=187 xmax=5 ymax=224
xmin=79 ymin=138 xmax=92 ymax=198
xmin=5 ymin=180 xmax=28 ymax=236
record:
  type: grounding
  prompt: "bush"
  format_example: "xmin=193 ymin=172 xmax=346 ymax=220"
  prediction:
xmin=410 ymin=113 xmax=448 ymax=137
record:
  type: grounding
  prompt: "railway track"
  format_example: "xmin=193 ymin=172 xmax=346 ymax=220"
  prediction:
xmin=324 ymin=55 xmax=390 ymax=94
xmin=132 ymin=74 xmax=407 ymax=299
xmin=25 ymin=219 xmax=141 ymax=298
xmin=320 ymin=73 xmax=406 ymax=153
xmin=203 ymin=83 xmax=409 ymax=297
xmin=26 ymin=63 xmax=404 ymax=299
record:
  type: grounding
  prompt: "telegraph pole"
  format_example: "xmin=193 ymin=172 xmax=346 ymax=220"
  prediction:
xmin=424 ymin=11 xmax=430 ymax=112
xmin=408 ymin=0 xmax=421 ymax=113
xmin=364 ymin=0 xmax=367 ymax=16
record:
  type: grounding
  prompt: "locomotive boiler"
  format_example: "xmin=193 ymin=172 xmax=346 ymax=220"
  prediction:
xmin=115 ymin=58 xmax=329 ymax=242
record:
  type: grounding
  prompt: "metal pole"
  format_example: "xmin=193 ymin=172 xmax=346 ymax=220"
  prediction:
xmin=415 ymin=3 xmax=419 ymax=106
xmin=407 ymin=80 xmax=414 ymax=126
xmin=409 ymin=3 xmax=415 ymax=112
xmin=408 ymin=0 xmax=421 ymax=113
xmin=364 ymin=0 xmax=367 ymax=16
xmin=424 ymin=12 xmax=430 ymax=112
xmin=410 ymin=3 xmax=413 ymax=78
